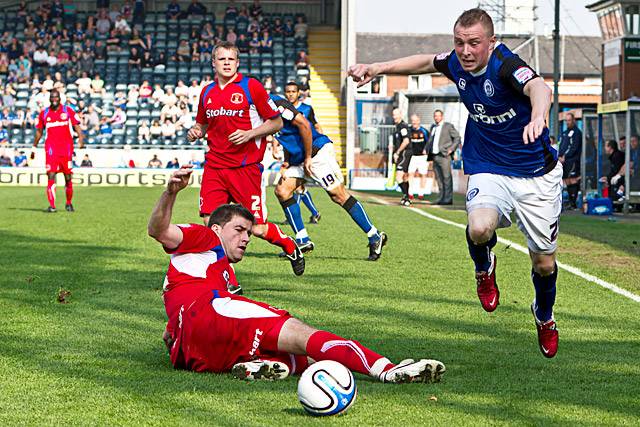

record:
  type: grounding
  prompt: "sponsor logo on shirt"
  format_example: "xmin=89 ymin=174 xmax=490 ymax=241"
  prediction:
xmin=513 ymin=66 xmax=534 ymax=84
xmin=469 ymin=103 xmax=517 ymax=125
xmin=458 ymin=78 xmax=466 ymax=90
xmin=248 ymin=328 xmax=264 ymax=356
xmin=483 ymin=79 xmax=494 ymax=97
xmin=230 ymin=92 xmax=244 ymax=104
xmin=45 ymin=120 xmax=72 ymax=128
xmin=205 ymin=106 xmax=244 ymax=118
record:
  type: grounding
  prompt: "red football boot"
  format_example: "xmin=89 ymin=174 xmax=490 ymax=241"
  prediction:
xmin=476 ymin=252 xmax=499 ymax=312
xmin=531 ymin=303 xmax=559 ymax=358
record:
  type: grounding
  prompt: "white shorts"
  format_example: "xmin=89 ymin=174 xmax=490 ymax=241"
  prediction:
xmin=282 ymin=144 xmax=343 ymax=191
xmin=465 ymin=162 xmax=563 ymax=254
xmin=408 ymin=155 xmax=429 ymax=174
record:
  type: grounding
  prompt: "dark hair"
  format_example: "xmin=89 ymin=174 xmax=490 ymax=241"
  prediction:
xmin=454 ymin=8 xmax=494 ymax=36
xmin=285 ymin=81 xmax=299 ymax=90
xmin=213 ymin=41 xmax=239 ymax=59
xmin=606 ymin=140 xmax=618 ymax=151
xmin=434 ymin=109 xmax=443 ymax=115
xmin=208 ymin=204 xmax=256 ymax=228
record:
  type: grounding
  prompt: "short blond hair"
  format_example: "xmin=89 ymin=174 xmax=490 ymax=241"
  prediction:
xmin=454 ymin=8 xmax=494 ymax=37
xmin=213 ymin=41 xmax=239 ymax=60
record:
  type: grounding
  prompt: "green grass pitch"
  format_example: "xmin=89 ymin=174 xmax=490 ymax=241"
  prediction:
xmin=1 ymin=186 xmax=639 ymax=426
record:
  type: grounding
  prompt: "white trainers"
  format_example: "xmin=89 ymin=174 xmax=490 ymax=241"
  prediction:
xmin=231 ymin=359 xmax=290 ymax=381
xmin=379 ymin=359 xmax=446 ymax=383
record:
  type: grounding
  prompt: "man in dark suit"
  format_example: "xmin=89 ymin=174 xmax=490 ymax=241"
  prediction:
xmin=428 ymin=110 xmax=461 ymax=205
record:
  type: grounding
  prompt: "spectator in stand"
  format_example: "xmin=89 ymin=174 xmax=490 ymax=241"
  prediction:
xmin=176 ymin=39 xmax=191 ymax=62
xmin=152 ymin=84 xmax=165 ymax=106
xmin=73 ymin=22 xmax=85 ymax=42
xmin=166 ymin=0 xmax=181 ymax=20
xmin=114 ymin=90 xmax=128 ymax=110
xmin=129 ymin=47 xmax=142 ymax=69
xmin=201 ymin=23 xmax=215 ymax=41
xmin=16 ymin=62 xmax=31 ymax=83
xmin=187 ymin=0 xmax=207 ymax=16
xmin=120 ymin=0 xmax=133 ymax=20
xmin=214 ymin=24 xmax=225 ymax=42
xmin=0 ymin=149 xmax=12 ymax=166
xmin=25 ymin=21 xmax=38 ymax=40
xmin=83 ymin=104 xmax=100 ymax=132
xmin=138 ymin=120 xmax=150 ymax=143
xmin=94 ymin=40 xmax=107 ymax=60
xmin=175 ymin=80 xmax=189 ymax=98
xmin=106 ymin=29 xmax=122 ymax=52
xmin=283 ymin=19 xmax=295 ymax=37
xmin=86 ymin=15 xmax=96 ymax=37
xmin=14 ymin=150 xmax=28 ymax=167
xmin=294 ymin=16 xmax=308 ymax=40
xmin=249 ymin=32 xmax=261 ymax=53
xmin=272 ymin=18 xmax=284 ymax=36
xmin=96 ymin=10 xmax=111 ymax=37
xmin=262 ymin=75 xmax=274 ymax=94
xmin=236 ymin=33 xmax=249 ymax=53
xmin=129 ymin=29 xmax=145 ymax=50
xmin=76 ymin=72 xmax=93 ymax=95
xmin=79 ymin=50 xmax=94 ymax=75
xmin=296 ymin=51 xmax=309 ymax=70
xmin=161 ymin=101 xmax=180 ymax=123
xmin=259 ymin=30 xmax=273 ymax=53
xmin=247 ymin=18 xmax=260 ymax=35
xmin=56 ymin=48 xmax=70 ymax=72
xmin=23 ymin=38 xmax=37 ymax=56
xmin=2 ymin=86 xmax=16 ymax=108
xmin=80 ymin=153 xmax=93 ymax=167
xmin=250 ymin=0 xmax=263 ymax=19
xmin=99 ymin=116 xmax=113 ymax=135
xmin=91 ymin=74 xmax=106 ymax=95
xmin=150 ymin=119 xmax=162 ymax=138
xmin=0 ymin=123 xmax=8 ymax=146
xmin=108 ymin=5 xmax=121 ymax=22
xmin=24 ymin=108 xmax=37 ymax=129
xmin=225 ymin=1 xmax=238 ymax=19
xmin=155 ymin=52 xmax=167 ymax=70
xmin=115 ymin=14 xmax=131 ymax=35
xmin=13 ymin=110 xmax=26 ymax=129
xmin=226 ymin=28 xmax=237 ymax=44
xmin=600 ymin=140 xmax=626 ymax=202
xmin=143 ymin=33 xmax=153 ymax=52
xmin=17 ymin=1 xmax=28 ymax=20
xmin=166 ymin=157 xmax=180 ymax=168
xmin=148 ymin=154 xmax=162 ymax=168
xmin=188 ymin=152 xmax=203 ymax=168
xmin=238 ymin=4 xmax=249 ymax=19
xmin=127 ymin=85 xmax=140 ymax=105
xmin=188 ymin=80 xmax=201 ymax=107
xmin=33 ymin=46 xmax=49 ymax=71
xmin=141 ymin=50 xmax=154 ymax=68
xmin=176 ymin=103 xmax=193 ymax=130
xmin=139 ymin=80 xmax=153 ymax=101
xmin=110 ymin=106 xmax=127 ymax=129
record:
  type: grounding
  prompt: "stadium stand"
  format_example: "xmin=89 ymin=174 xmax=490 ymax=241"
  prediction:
xmin=0 ymin=1 xmax=311 ymax=152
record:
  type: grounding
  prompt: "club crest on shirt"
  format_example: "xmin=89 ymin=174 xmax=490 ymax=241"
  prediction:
xmin=483 ymin=80 xmax=494 ymax=97
xmin=61 ymin=113 xmax=67 ymax=120
xmin=458 ymin=78 xmax=466 ymax=90
xmin=230 ymin=92 xmax=244 ymax=104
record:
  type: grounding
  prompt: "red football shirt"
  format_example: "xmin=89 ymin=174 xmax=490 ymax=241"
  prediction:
xmin=36 ymin=104 xmax=80 ymax=157
xmin=162 ymin=224 xmax=239 ymax=333
xmin=196 ymin=74 xmax=280 ymax=169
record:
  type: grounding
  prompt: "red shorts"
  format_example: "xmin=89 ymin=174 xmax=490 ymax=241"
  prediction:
xmin=169 ymin=290 xmax=292 ymax=373
xmin=199 ymin=164 xmax=267 ymax=224
xmin=46 ymin=155 xmax=73 ymax=174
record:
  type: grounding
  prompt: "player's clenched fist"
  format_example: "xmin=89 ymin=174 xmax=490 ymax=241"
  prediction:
xmin=187 ymin=127 xmax=203 ymax=142
xmin=347 ymin=63 xmax=381 ymax=88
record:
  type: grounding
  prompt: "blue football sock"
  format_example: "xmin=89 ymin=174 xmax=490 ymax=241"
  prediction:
xmin=532 ymin=265 xmax=557 ymax=322
xmin=466 ymin=226 xmax=497 ymax=272
xmin=300 ymin=189 xmax=320 ymax=216
xmin=293 ymin=192 xmax=302 ymax=204
xmin=342 ymin=196 xmax=380 ymax=244
xmin=281 ymin=198 xmax=309 ymax=243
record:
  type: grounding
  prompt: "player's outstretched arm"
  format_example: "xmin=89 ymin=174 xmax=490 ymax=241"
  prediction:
xmin=522 ymin=77 xmax=552 ymax=144
xmin=147 ymin=166 xmax=193 ymax=249
xmin=291 ymin=113 xmax=313 ymax=175
xmin=348 ymin=54 xmax=437 ymax=87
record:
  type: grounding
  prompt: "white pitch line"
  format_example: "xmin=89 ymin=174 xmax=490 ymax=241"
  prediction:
xmin=368 ymin=196 xmax=640 ymax=303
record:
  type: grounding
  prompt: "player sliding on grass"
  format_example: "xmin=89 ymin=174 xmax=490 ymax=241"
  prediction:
xmin=187 ymin=41 xmax=305 ymax=276
xmin=349 ymin=8 xmax=561 ymax=358
xmin=148 ymin=166 xmax=445 ymax=382
xmin=31 ymin=89 xmax=84 ymax=213
xmin=270 ymin=93 xmax=387 ymax=261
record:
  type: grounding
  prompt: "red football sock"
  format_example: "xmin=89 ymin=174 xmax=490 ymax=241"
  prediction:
xmin=65 ymin=181 xmax=73 ymax=204
xmin=263 ymin=222 xmax=296 ymax=254
xmin=46 ymin=179 xmax=56 ymax=208
xmin=305 ymin=330 xmax=394 ymax=377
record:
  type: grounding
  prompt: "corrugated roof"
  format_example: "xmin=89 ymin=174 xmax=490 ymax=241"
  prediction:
xmin=356 ymin=33 xmax=603 ymax=77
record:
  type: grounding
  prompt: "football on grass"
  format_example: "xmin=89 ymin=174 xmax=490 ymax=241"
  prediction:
xmin=297 ymin=360 xmax=357 ymax=416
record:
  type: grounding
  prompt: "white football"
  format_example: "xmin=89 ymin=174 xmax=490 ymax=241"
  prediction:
xmin=297 ymin=360 xmax=357 ymax=416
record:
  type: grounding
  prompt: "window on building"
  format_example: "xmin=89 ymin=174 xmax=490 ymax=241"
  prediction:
xmin=626 ymin=5 xmax=640 ymax=35
xmin=356 ymin=76 xmax=386 ymax=96
xmin=408 ymin=75 xmax=433 ymax=91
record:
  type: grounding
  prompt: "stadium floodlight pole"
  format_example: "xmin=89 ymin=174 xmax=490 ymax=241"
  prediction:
xmin=552 ymin=0 xmax=560 ymax=139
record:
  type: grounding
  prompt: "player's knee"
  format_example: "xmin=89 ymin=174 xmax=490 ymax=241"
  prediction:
xmin=532 ymin=256 xmax=556 ymax=276
xmin=468 ymin=223 xmax=494 ymax=243
xmin=330 ymin=188 xmax=349 ymax=205
xmin=274 ymin=185 xmax=292 ymax=201
xmin=252 ymin=223 xmax=267 ymax=238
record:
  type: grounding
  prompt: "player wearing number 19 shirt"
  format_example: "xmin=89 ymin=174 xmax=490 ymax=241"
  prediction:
xmin=348 ymin=8 xmax=561 ymax=357
xmin=187 ymin=41 xmax=305 ymax=276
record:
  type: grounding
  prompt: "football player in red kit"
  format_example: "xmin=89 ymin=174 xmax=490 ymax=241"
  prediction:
xmin=187 ymin=41 xmax=305 ymax=276
xmin=31 ymin=89 xmax=84 ymax=212
xmin=148 ymin=166 xmax=446 ymax=383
